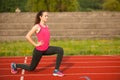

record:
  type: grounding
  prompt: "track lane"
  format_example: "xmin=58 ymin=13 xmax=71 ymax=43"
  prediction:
xmin=0 ymin=56 xmax=120 ymax=80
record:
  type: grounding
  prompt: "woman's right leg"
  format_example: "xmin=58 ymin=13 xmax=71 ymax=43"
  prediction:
xmin=16 ymin=48 xmax=43 ymax=71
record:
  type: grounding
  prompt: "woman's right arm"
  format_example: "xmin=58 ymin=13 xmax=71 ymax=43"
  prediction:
xmin=25 ymin=25 xmax=42 ymax=47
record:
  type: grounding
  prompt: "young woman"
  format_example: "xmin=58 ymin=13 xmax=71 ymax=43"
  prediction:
xmin=11 ymin=10 xmax=64 ymax=77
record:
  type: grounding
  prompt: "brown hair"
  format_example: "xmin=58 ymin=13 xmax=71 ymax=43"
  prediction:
xmin=34 ymin=10 xmax=46 ymax=25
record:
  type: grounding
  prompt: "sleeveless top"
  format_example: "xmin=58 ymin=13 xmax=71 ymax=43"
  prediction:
xmin=35 ymin=24 xmax=50 ymax=51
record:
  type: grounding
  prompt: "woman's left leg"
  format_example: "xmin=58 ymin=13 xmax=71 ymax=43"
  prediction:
xmin=44 ymin=46 xmax=64 ymax=76
xmin=44 ymin=46 xmax=64 ymax=70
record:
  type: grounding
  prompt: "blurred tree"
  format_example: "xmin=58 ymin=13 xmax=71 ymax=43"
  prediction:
xmin=103 ymin=0 xmax=120 ymax=11
xmin=0 ymin=0 xmax=28 ymax=12
xmin=57 ymin=0 xmax=80 ymax=12
xmin=26 ymin=0 xmax=80 ymax=12
xmin=1 ymin=0 xmax=120 ymax=12
xmin=77 ymin=0 xmax=104 ymax=11
xmin=0 ymin=0 xmax=17 ymax=12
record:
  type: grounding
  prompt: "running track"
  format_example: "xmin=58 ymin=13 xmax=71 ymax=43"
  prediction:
xmin=0 ymin=56 xmax=120 ymax=80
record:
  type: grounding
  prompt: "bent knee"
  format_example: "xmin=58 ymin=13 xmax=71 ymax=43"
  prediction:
xmin=57 ymin=47 xmax=64 ymax=54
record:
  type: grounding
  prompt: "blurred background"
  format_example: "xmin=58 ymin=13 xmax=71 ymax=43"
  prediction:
xmin=0 ymin=0 xmax=120 ymax=12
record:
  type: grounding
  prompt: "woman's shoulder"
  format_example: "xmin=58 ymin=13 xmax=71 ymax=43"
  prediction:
xmin=31 ymin=24 xmax=41 ymax=32
xmin=33 ymin=24 xmax=40 ymax=28
xmin=33 ymin=24 xmax=41 ymax=33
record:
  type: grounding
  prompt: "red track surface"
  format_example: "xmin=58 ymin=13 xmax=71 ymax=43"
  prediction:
xmin=0 ymin=56 xmax=120 ymax=80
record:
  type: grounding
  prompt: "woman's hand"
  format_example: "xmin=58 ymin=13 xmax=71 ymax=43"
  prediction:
xmin=36 ymin=40 xmax=44 ymax=47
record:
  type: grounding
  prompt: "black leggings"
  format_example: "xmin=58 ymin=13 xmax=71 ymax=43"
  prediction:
xmin=16 ymin=46 xmax=64 ymax=71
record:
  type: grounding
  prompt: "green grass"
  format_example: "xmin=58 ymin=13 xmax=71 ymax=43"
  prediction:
xmin=0 ymin=39 xmax=120 ymax=56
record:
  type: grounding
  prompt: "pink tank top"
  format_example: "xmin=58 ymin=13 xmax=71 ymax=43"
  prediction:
xmin=36 ymin=24 xmax=50 ymax=51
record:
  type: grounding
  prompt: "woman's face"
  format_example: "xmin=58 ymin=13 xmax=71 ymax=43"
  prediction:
xmin=40 ymin=12 xmax=48 ymax=22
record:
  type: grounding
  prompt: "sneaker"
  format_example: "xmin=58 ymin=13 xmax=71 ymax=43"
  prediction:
xmin=53 ymin=70 xmax=64 ymax=77
xmin=11 ymin=63 xmax=17 ymax=74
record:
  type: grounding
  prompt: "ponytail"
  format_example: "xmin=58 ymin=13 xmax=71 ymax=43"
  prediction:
xmin=34 ymin=10 xmax=46 ymax=25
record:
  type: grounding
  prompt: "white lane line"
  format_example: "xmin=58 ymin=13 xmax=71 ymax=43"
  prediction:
xmin=1 ymin=60 xmax=120 ymax=64
xmin=1 ymin=58 xmax=119 ymax=62
xmin=24 ymin=58 xmax=120 ymax=60
xmin=1 ymin=73 xmax=120 ymax=77
xmin=20 ymin=57 xmax=27 ymax=80
xmin=30 ymin=61 xmax=120 ymax=64
xmin=1 ymin=61 xmax=120 ymax=65
xmin=36 ymin=66 xmax=120 ymax=68
xmin=1 ymin=66 xmax=120 ymax=70
xmin=23 ymin=73 xmax=120 ymax=76
xmin=22 ymin=73 xmax=120 ymax=76
xmin=1 ymin=60 xmax=120 ymax=65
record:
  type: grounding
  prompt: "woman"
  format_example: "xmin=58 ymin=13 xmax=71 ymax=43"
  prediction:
xmin=11 ymin=10 xmax=64 ymax=77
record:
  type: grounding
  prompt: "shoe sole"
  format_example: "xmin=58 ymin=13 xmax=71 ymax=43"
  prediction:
xmin=53 ymin=73 xmax=64 ymax=77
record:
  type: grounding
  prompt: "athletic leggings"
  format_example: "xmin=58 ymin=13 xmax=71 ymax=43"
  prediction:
xmin=16 ymin=46 xmax=64 ymax=71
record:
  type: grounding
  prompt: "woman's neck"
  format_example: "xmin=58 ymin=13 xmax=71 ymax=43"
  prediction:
xmin=40 ymin=21 xmax=46 ymax=27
